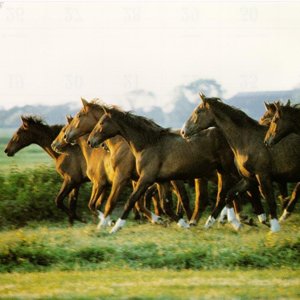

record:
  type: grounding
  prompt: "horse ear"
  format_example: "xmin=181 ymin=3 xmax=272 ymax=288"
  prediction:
xmin=66 ymin=115 xmax=73 ymax=124
xmin=199 ymin=92 xmax=207 ymax=104
xmin=101 ymin=105 xmax=111 ymax=117
xmin=81 ymin=97 xmax=89 ymax=108
xmin=21 ymin=116 xmax=29 ymax=129
xmin=274 ymin=102 xmax=282 ymax=117
xmin=264 ymin=101 xmax=270 ymax=110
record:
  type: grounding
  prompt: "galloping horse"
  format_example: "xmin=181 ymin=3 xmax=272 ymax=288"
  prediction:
xmin=181 ymin=94 xmax=300 ymax=232
xmin=4 ymin=116 xmax=89 ymax=225
xmin=260 ymin=102 xmax=300 ymax=220
xmin=52 ymin=116 xmax=158 ymax=227
xmin=264 ymin=101 xmax=300 ymax=146
xmin=63 ymin=99 xmax=193 ymax=228
xmin=87 ymin=105 xmax=255 ymax=233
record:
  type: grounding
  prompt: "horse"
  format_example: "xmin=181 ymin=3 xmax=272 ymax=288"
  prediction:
xmin=264 ymin=101 xmax=300 ymax=146
xmin=63 ymin=99 xmax=194 ymax=228
xmin=4 ymin=115 xmax=89 ymax=225
xmin=260 ymin=102 xmax=300 ymax=221
xmin=52 ymin=116 xmax=160 ymax=227
xmin=86 ymin=104 xmax=262 ymax=233
xmin=181 ymin=94 xmax=300 ymax=232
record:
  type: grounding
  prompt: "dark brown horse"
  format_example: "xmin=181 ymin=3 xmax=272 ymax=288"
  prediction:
xmin=63 ymin=99 xmax=193 ymax=228
xmin=87 ymin=105 xmax=257 ymax=233
xmin=260 ymin=102 xmax=300 ymax=221
xmin=264 ymin=101 xmax=300 ymax=146
xmin=182 ymin=94 xmax=300 ymax=232
xmin=4 ymin=116 xmax=89 ymax=225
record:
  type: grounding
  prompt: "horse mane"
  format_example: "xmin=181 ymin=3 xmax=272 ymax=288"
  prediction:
xmin=207 ymin=98 xmax=260 ymax=128
xmin=21 ymin=114 xmax=64 ymax=138
xmin=107 ymin=106 xmax=173 ymax=144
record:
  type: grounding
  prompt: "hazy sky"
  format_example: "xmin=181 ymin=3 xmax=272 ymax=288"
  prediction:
xmin=0 ymin=1 xmax=300 ymax=109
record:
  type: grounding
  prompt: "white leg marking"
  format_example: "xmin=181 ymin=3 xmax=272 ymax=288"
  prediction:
xmin=177 ymin=218 xmax=190 ymax=228
xmin=97 ymin=210 xmax=104 ymax=221
xmin=258 ymin=213 xmax=267 ymax=223
xmin=218 ymin=206 xmax=227 ymax=224
xmin=189 ymin=219 xmax=197 ymax=226
xmin=151 ymin=212 xmax=161 ymax=224
xmin=110 ymin=218 xmax=126 ymax=234
xmin=204 ymin=215 xmax=216 ymax=229
xmin=97 ymin=215 xmax=111 ymax=229
xmin=227 ymin=208 xmax=242 ymax=231
xmin=270 ymin=218 xmax=280 ymax=232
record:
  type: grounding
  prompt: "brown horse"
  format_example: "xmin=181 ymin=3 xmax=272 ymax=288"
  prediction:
xmin=87 ymin=104 xmax=257 ymax=233
xmin=4 ymin=116 xmax=89 ymax=225
xmin=260 ymin=102 xmax=300 ymax=221
xmin=181 ymin=94 xmax=300 ymax=232
xmin=63 ymin=99 xmax=193 ymax=227
xmin=52 ymin=116 xmax=159 ymax=227
xmin=264 ymin=101 xmax=300 ymax=146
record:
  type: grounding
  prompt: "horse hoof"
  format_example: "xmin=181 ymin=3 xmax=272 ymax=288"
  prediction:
xmin=189 ymin=220 xmax=197 ymax=226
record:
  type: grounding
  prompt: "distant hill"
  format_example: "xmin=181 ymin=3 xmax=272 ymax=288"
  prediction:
xmin=226 ymin=89 xmax=300 ymax=119
xmin=1 ymin=87 xmax=299 ymax=130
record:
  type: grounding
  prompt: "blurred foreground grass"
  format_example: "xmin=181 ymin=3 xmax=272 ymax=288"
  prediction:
xmin=0 ymin=268 xmax=299 ymax=299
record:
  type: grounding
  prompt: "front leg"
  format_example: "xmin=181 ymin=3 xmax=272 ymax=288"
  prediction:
xmin=110 ymin=176 xmax=153 ymax=233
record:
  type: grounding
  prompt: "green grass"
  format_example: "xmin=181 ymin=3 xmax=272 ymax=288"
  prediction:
xmin=0 ymin=268 xmax=299 ymax=299
xmin=0 ymin=215 xmax=299 ymax=273
xmin=0 ymin=220 xmax=300 ymax=299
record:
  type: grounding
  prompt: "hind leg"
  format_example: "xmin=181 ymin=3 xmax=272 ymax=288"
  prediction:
xmin=68 ymin=185 xmax=86 ymax=223
xmin=171 ymin=180 xmax=192 ymax=220
xmin=280 ymin=182 xmax=300 ymax=222
xmin=55 ymin=179 xmax=77 ymax=226
xmin=256 ymin=174 xmax=279 ymax=232
xmin=190 ymin=178 xmax=209 ymax=225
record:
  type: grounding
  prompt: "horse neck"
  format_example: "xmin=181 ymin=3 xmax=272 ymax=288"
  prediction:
xmin=211 ymin=104 xmax=264 ymax=150
xmin=34 ymin=126 xmax=60 ymax=160
xmin=76 ymin=135 xmax=93 ymax=163
xmin=115 ymin=117 xmax=152 ymax=155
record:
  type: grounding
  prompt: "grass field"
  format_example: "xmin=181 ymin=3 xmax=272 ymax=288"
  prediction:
xmin=1 ymin=268 xmax=299 ymax=299
xmin=0 ymin=129 xmax=300 ymax=299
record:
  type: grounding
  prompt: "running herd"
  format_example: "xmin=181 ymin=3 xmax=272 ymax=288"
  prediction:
xmin=4 ymin=94 xmax=300 ymax=233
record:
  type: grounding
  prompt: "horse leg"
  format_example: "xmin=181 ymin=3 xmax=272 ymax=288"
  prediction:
xmin=158 ymin=182 xmax=190 ymax=228
xmin=256 ymin=174 xmax=280 ymax=232
xmin=171 ymin=180 xmax=192 ymax=220
xmin=247 ymin=185 xmax=266 ymax=224
xmin=205 ymin=177 xmax=252 ymax=231
xmin=97 ymin=176 xmax=129 ymax=228
xmin=280 ymin=182 xmax=300 ymax=222
xmin=55 ymin=179 xmax=76 ymax=226
xmin=189 ymin=178 xmax=209 ymax=225
xmin=88 ymin=183 xmax=107 ymax=223
xmin=67 ymin=186 xmax=85 ymax=223
xmin=134 ymin=196 xmax=156 ymax=223
xmin=143 ymin=184 xmax=163 ymax=217
xmin=277 ymin=182 xmax=289 ymax=208
xmin=110 ymin=177 xmax=153 ymax=233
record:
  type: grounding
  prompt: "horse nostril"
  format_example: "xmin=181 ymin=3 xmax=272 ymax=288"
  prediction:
xmin=4 ymin=148 xmax=7 ymax=153
xmin=87 ymin=140 xmax=91 ymax=146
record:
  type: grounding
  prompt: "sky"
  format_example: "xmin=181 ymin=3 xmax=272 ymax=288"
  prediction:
xmin=0 ymin=1 xmax=300 ymax=109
